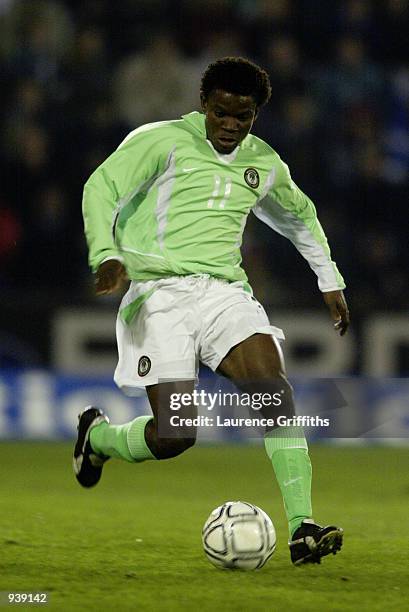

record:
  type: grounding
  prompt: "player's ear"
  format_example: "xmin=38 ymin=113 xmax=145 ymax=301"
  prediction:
xmin=200 ymin=94 xmax=208 ymax=113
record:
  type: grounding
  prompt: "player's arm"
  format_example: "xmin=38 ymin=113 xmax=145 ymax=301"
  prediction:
xmin=82 ymin=131 xmax=165 ymax=295
xmin=252 ymin=159 xmax=349 ymax=335
xmin=82 ymin=165 xmax=127 ymax=295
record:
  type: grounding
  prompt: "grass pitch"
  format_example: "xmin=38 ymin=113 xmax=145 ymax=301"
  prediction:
xmin=0 ymin=443 xmax=408 ymax=611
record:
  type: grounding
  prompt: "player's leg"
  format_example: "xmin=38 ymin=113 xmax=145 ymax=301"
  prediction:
xmin=217 ymin=332 xmax=343 ymax=564
xmin=145 ymin=380 xmax=197 ymax=459
xmin=90 ymin=381 xmax=197 ymax=463
xmin=74 ymin=278 xmax=200 ymax=487
xmin=90 ymin=380 xmax=197 ymax=459
xmin=73 ymin=380 xmax=196 ymax=488
xmin=217 ymin=333 xmax=312 ymax=534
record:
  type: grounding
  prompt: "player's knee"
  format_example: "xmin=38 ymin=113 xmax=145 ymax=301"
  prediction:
xmin=246 ymin=372 xmax=295 ymax=420
xmin=277 ymin=372 xmax=294 ymax=398
xmin=274 ymin=373 xmax=295 ymax=418
xmin=239 ymin=371 xmax=294 ymax=405
xmin=155 ymin=435 xmax=196 ymax=460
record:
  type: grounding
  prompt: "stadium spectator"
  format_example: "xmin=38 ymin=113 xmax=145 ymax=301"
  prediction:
xmin=4 ymin=0 xmax=73 ymax=85
xmin=114 ymin=30 xmax=199 ymax=127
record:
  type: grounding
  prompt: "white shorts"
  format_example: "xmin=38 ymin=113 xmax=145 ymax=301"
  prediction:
xmin=114 ymin=275 xmax=285 ymax=395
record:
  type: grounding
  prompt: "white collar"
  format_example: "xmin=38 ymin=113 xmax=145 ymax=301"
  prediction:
xmin=206 ymin=139 xmax=240 ymax=164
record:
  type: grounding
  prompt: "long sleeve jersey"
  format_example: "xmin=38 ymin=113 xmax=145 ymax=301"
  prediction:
xmin=83 ymin=111 xmax=345 ymax=293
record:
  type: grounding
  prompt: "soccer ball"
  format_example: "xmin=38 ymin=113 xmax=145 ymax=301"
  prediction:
xmin=202 ymin=501 xmax=276 ymax=570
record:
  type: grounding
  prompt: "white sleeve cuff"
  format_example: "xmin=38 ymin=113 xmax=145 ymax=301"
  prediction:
xmin=320 ymin=285 xmax=346 ymax=292
xmin=100 ymin=255 xmax=125 ymax=265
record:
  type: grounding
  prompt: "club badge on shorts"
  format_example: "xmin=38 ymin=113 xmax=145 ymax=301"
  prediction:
xmin=244 ymin=168 xmax=259 ymax=188
xmin=138 ymin=356 xmax=151 ymax=377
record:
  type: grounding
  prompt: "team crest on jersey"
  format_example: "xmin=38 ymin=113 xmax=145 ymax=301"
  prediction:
xmin=138 ymin=356 xmax=151 ymax=377
xmin=244 ymin=168 xmax=259 ymax=188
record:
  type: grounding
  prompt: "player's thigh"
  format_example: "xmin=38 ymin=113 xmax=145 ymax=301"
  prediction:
xmin=217 ymin=333 xmax=286 ymax=382
xmin=199 ymin=280 xmax=284 ymax=374
xmin=147 ymin=380 xmax=197 ymax=438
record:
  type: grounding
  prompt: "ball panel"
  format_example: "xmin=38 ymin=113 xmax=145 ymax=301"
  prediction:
xmin=231 ymin=556 xmax=264 ymax=570
xmin=203 ymin=524 xmax=227 ymax=555
xmin=230 ymin=520 xmax=264 ymax=553
xmin=227 ymin=501 xmax=257 ymax=517
xmin=202 ymin=504 xmax=226 ymax=534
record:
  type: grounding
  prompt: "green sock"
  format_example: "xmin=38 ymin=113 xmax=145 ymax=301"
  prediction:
xmin=264 ymin=426 xmax=313 ymax=537
xmin=90 ymin=415 xmax=155 ymax=463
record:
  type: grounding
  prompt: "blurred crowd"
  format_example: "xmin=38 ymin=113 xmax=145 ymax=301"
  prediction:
xmin=0 ymin=0 xmax=408 ymax=314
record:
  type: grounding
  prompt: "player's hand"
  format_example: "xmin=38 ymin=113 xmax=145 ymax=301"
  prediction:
xmin=322 ymin=290 xmax=350 ymax=336
xmin=95 ymin=259 xmax=128 ymax=296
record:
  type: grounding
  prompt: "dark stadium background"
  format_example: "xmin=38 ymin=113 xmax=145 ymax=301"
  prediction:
xmin=1 ymin=3 xmax=409 ymax=610
xmin=0 ymin=0 xmax=408 ymax=376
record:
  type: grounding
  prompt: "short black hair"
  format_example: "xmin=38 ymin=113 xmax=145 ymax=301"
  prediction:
xmin=200 ymin=57 xmax=272 ymax=108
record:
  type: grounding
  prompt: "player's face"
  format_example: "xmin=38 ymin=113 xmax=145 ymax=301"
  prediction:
xmin=201 ymin=90 xmax=258 ymax=154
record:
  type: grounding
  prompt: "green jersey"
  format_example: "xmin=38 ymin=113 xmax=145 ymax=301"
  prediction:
xmin=83 ymin=111 xmax=345 ymax=292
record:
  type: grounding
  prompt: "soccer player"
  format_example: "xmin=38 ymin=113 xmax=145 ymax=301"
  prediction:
xmin=75 ymin=57 xmax=349 ymax=565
